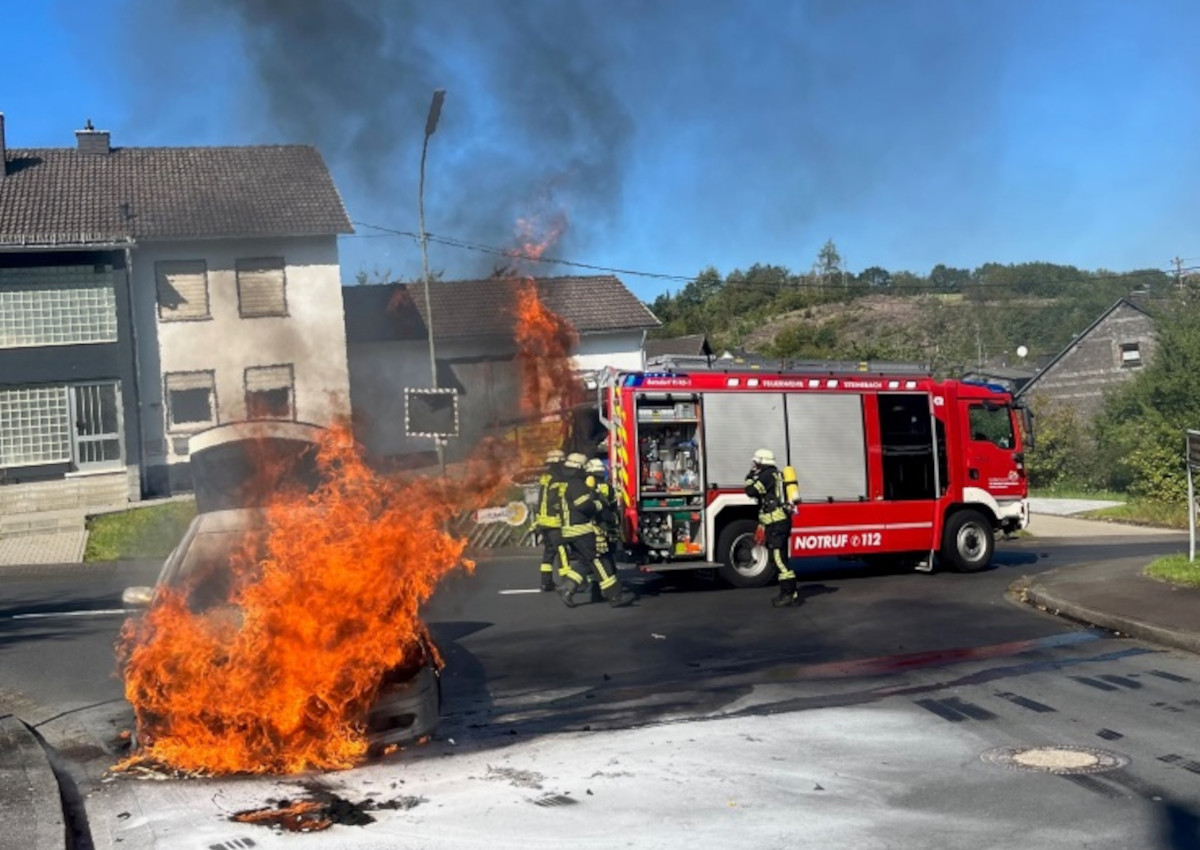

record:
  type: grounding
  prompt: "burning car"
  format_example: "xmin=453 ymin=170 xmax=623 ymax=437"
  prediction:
xmin=121 ymin=507 xmax=442 ymax=757
xmin=119 ymin=421 xmax=444 ymax=773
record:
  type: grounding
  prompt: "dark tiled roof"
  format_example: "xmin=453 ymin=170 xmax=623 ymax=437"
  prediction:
xmin=0 ymin=145 xmax=352 ymax=243
xmin=645 ymin=334 xmax=712 ymax=358
xmin=343 ymin=275 xmax=660 ymax=343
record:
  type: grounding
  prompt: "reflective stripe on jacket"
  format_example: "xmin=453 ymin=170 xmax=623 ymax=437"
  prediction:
xmin=560 ymin=472 xmax=602 ymax=538
xmin=536 ymin=468 xmax=564 ymax=529
xmin=745 ymin=465 xmax=789 ymax=525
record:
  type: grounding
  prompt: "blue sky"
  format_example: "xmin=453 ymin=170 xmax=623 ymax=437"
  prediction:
xmin=3 ymin=0 xmax=1197 ymax=301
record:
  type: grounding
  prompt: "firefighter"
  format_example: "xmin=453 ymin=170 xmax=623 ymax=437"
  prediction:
xmin=535 ymin=449 xmax=568 ymax=591
xmin=558 ymin=452 xmax=634 ymax=608
xmin=585 ymin=457 xmax=620 ymax=587
xmin=745 ymin=448 xmax=798 ymax=607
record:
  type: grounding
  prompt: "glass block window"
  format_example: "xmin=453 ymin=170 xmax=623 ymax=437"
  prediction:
xmin=0 ymin=386 xmax=72 ymax=468
xmin=156 ymin=260 xmax=210 ymax=321
xmin=236 ymin=257 xmax=288 ymax=318
xmin=245 ymin=364 xmax=295 ymax=419
xmin=0 ymin=266 xmax=119 ymax=348
xmin=165 ymin=370 xmax=217 ymax=433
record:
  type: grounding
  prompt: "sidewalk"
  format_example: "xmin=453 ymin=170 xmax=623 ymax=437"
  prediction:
xmin=0 ymin=507 xmax=90 ymax=566
xmin=1019 ymin=503 xmax=1200 ymax=656
xmin=0 ymin=715 xmax=65 ymax=850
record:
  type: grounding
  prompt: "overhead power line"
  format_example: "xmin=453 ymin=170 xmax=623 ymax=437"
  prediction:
xmin=348 ymin=220 xmax=1193 ymax=296
xmin=351 ymin=220 xmax=691 ymax=282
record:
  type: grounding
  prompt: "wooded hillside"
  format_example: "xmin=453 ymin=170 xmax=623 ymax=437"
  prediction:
xmin=648 ymin=250 xmax=1176 ymax=374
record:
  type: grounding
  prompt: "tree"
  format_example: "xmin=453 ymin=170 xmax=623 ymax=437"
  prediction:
xmin=860 ymin=266 xmax=892 ymax=289
xmin=1024 ymin=395 xmax=1094 ymax=489
xmin=929 ymin=264 xmax=970 ymax=292
xmin=891 ymin=270 xmax=925 ymax=293
xmin=677 ymin=267 xmax=724 ymax=310
xmin=1094 ymin=302 xmax=1200 ymax=500
xmin=816 ymin=239 xmax=844 ymax=285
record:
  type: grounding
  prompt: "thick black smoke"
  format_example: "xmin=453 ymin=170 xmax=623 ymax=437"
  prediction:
xmin=126 ymin=0 xmax=634 ymax=277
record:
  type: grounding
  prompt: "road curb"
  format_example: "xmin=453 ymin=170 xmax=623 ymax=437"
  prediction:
xmin=0 ymin=715 xmax=66 ymax=850
xmin=1018 ymin=579 xmax=1200 ymax=657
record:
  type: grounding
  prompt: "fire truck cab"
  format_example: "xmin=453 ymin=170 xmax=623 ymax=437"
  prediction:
xmin=599 ymin=365 xmax=1030 ymax=587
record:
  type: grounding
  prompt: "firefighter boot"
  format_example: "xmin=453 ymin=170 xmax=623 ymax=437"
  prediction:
xmin=772 ymin=578 xmax=799 ymax=608
xmin=559 ymin=578 xmax=581 ymax=608
xmin=605 ymin=583 xmax=636 ymax=608
xmin=540 ymin=571 xmax=556 ymax=592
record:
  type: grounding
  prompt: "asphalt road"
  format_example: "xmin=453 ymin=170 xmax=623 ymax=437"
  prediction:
xmin=425 ymin=535 xmax=1188 ymax=738
xmin=2 ymin=535 xmax=1199 ymax=848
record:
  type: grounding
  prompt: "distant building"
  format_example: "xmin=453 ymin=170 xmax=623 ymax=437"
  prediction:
xmin=644 ymin=334 xmax=713 ymax=369
xmin=0 ymin=113 xmax=352 ymax=508
xmin=960 ymin=365 xmax=1037 ymax=394
xmin=1015 ymin=297 xmax=1156 ymax=421
xmin=342 ymin=275 xmax=660 ymax=466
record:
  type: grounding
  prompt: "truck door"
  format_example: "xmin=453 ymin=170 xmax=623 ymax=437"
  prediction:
xmin=961 ymin=401 xmax=1023 ymax=497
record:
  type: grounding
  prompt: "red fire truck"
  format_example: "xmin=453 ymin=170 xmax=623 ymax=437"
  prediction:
xmin=597 ymin=365 xmax=1031 ymax=586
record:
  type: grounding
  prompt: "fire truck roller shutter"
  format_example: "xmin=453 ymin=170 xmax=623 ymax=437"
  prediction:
xmin=702 ymin=393 xmax=788 ymax=488
xmin=784 ymin=393 xmax=868 ymax=501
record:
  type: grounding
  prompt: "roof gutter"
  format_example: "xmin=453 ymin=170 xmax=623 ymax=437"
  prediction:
xmin=0 ymin=238 xmax=137 ymax=252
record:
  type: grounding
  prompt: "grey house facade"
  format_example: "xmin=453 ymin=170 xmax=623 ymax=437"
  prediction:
xmin=0 ymin=113 xmax=352 ymax=509
xmin=1015 ymin=297 xmax=1156 ymax=422
xmin=343 ymin=276 xmax=660 ymax=468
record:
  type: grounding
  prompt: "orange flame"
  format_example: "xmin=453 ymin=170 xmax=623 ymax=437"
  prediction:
xmin=117 ymin=427 xmax=512 ymax=775
xmin=507 ymin=210 xmax=583 ymax=448
xmin=513 ymin=280 xmax=581 ymax=426
xmin=515 ymin=211 xmax=566 ymax=262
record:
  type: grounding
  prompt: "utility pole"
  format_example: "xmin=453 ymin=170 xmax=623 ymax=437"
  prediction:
xmin=1174 ymin=256 xmax=1185 ymax=293
xmin=419 ymin=89 xmax=446 ymax=476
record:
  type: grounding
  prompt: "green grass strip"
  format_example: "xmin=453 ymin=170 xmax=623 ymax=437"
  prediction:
xmin=1145 ymin=554 xmax=1200 ymax=589
xmin=84 ymin=500 xmax=197 ymax=562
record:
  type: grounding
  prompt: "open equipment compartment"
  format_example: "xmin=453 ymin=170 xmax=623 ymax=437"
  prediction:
xmin=633 ymin=392 xmax=705 ymax=558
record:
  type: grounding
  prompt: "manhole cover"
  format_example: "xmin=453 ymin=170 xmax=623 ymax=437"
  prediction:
xmin=982 ymin=745 xmax=1128 ymax=775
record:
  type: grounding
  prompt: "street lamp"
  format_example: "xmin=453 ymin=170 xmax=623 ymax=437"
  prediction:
xmin=419 ymin=88 xmax=446 ymax=475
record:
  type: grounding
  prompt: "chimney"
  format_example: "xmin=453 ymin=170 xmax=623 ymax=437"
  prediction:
xmin=75 ymin=119 xmax=110 ymax=155
xmin=1 ymin=112 xmax=7 ymax=177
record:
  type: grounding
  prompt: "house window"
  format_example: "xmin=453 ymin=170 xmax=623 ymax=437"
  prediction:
xmin=1120 ymin=342 xmax=1142 ymax=368
xmin=0 ymin=386 xmax=72 ymax=468
xmin=236 ymin=257 xmax=288 ymax=318
xmin=245 ymin=364 xmax=295 ymax=419
xmin=165 ymin=371 xmax=217 ymax=432
xmin=156 ymin=260 xmax=210 ymax=321
xmin=0 ymin=266 xmax=118 ymax=348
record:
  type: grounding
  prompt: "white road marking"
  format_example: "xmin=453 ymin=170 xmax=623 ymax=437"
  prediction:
xmin=9 ymin=609 xmax=132 ymax=620
xmin=499 ymin=589 xmax=544 ymax=595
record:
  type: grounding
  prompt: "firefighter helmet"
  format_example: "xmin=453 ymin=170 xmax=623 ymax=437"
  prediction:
xmin=585 ymin=458 xmax=605 ymax=474
xmin=564 ymin=452 xmax=587 ymax=470
xmin=546 ymin=449 xmax=565 ymax=464
xmin=752 ymin=448 xmax=776 ymax=466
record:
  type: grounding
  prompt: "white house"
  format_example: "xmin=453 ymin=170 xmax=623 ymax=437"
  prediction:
xmin=0 ymin=113 xmax=352 ymax=507
xmin=342 ymin=275 xmax=660 ymax=466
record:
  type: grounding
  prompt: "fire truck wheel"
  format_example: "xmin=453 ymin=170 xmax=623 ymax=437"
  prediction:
xmin=942 ymin=509 xmax=994 ymax=573
xmin=717 ymin=519 xmax=777 ymax=588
